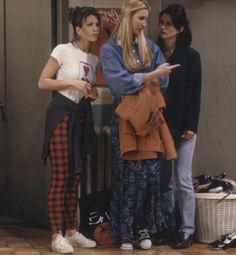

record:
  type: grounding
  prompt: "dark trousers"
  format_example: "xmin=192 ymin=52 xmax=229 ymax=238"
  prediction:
xmin=160 ymin=159 xmax=176 ymax=233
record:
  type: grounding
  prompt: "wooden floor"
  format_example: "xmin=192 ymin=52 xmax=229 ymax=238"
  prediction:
xmin=0 ymin=216 xmax=236 ymax=255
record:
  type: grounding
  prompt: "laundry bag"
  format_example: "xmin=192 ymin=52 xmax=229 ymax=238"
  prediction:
xmin=195 ymin=193 xmax=236 ymax=243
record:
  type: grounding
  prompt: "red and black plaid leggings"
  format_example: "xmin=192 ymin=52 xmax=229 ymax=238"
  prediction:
xmin=48 ymin=114 xmax=85 ymax=235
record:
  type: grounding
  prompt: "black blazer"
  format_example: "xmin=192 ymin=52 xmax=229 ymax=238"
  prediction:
xmin=163 ymin=46 xmax=201 ymax=144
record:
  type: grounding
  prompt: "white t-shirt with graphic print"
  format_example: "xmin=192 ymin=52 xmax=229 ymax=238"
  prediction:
xmin=51 ymin=42 xmax=98 ymax=103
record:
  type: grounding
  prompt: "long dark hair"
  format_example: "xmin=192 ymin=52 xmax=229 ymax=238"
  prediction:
xmin=68 ymin=6 xmax=101 ymax=42
xmin=157 ymin=4 xmax=192 ymax=49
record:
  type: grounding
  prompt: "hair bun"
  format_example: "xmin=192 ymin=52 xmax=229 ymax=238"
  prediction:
xmin=177 ymin=4 xmax=187 ymax=18
xmin=68 ymin=6 xmax=80 ymax=25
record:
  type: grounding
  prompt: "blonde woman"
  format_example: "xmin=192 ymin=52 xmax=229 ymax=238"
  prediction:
xmin=100 ymin=0 xmax=179 ymax=250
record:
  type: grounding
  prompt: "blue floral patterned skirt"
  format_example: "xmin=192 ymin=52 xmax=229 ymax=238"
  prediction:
xmin=109 ymin=112 xmax=167 ymax=242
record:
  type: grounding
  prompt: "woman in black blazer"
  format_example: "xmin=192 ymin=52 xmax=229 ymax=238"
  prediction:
xmin=156 ymin=4 xmax=201 ymax=249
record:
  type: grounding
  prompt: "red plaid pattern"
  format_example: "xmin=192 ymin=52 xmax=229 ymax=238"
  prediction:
xmin=48 ymin=114 xmax=85 ymax=235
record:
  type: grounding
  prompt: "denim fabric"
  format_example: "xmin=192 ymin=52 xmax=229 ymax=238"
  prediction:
xmin=161 ymin=135 xmax=197 ymax=235
xmin=100 ymin=37 xmax=169 ymax=99
xmin=175 ymin=135 xmax=197 ymax=234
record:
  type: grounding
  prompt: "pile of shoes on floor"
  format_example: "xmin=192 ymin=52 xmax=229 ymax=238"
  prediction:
xmin=194 ymin=172 xmax=236 ymax=250
xmin=194 ymin=172 xmax=236 ymax=194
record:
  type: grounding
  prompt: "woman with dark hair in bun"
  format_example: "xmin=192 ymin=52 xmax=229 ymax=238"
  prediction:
xmin=38 ymin=6 xmax=101 ymax=254
xmin=156 ymin=4 xmax=201 ymax=249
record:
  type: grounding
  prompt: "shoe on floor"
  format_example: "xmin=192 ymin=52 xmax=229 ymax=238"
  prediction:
xmin=208 ymin=234 xmax=228 ymax=249
xmin=208 ymin=232 xmax=236 ymax=250
xmin=172 ymin=232 xmax=194 ymax=249
xmin=120 ymin=242 xmax=134 ymax=250
xmin=51 ymin=234 xmax=74 ymax=254
xmin=65 ymin=231 xmax=96 ymax=248
xmin=137 ymin=229 xmax=152 ymax=250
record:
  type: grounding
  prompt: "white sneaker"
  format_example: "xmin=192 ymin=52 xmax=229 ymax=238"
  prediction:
xmin=120 ymin=242 xmax=134 ymax=250
xmin=139 ymin=239 xmax=152 ymax=249
xmin=65 ymin=232 xmax=96 ymax=248
xmin=51 ymin=235 xmax=74 ymax=254
xmin=137 ymin=229 xmax=152 ymax=250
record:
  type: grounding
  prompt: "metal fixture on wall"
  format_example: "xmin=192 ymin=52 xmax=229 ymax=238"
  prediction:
xmin=0 ymin=101 xmax=5 ymax=121
xmin=80 ymin=126 xmax=112 ymax=196
xmin=51 ymin=0 xmax=69 ymax=46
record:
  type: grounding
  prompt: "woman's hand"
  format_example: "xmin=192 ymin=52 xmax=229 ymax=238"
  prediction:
xmin=69 ymin=80 xmax=92 ymax=95
xmin=181 ymin=130 xmax=195 ymax=140
xmin=157 ymin=63 xmax=181 ymax=76
xmin=144 ymin=63 xmax=180 ymax=82
xmin=86 ymin=87 xmax=98 ymax=100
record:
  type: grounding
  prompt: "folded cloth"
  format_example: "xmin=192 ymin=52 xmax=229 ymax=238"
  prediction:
xmin=115 ymin=80 xmax=177 ymax=161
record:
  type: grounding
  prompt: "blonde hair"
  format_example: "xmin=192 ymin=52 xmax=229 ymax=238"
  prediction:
xmin=112 ymin=0 xmax=152 ymax=72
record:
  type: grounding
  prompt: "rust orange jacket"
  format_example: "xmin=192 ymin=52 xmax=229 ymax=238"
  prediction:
xmin=115 ymin=80 xmax=177 ymax=161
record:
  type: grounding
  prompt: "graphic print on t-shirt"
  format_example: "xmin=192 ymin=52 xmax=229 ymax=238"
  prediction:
xmin=79 ymin=61 xmax=95 ymax=85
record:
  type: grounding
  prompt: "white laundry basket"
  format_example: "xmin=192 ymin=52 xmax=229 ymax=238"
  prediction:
xmin=195 ymin=193 xmax=236 ymax=243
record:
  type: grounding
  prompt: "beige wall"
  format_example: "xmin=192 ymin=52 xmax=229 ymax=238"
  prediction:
xmin=0 ymin=0 xmax=6 ymax=195
xmin=0 ymin=0 xmax=53 ymax=223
